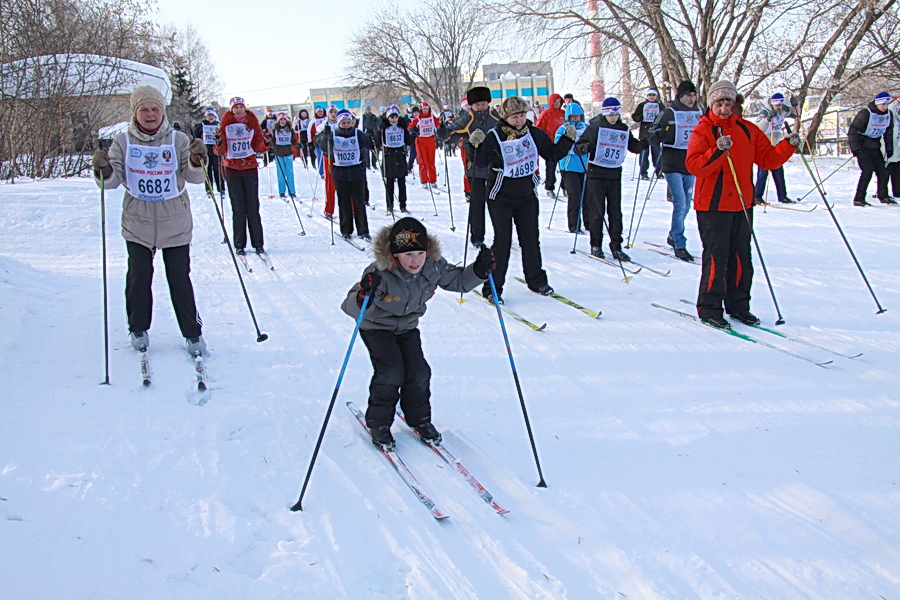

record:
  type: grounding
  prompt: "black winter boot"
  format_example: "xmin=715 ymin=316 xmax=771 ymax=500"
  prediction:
xmin=414 ymin=422 xmax=442 ymax=444
xmin=370 ymin=425 xmax=395 ymax=449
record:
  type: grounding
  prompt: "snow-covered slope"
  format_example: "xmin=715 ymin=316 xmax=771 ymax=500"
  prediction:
xmin=1 ymin=154 xmax=899 ymax=599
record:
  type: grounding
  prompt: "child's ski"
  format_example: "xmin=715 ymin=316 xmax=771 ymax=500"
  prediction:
xmin=139 ymin=348 xmax=151 ymax=386
xmin=397 ymin=411 xmax=509 ymax=515
xmin=347 ymin=402 xmax=449 ymax=520
xmin=471 ymin=290 xmax=547 ymax=331
xmin=512 ymin=277 xmax=601 ymax=319
xmin=237 ymin=252 xmax=253 ymax=273
xmin=255 ymin=250 xmax=275 ymax=270
xmin=574 ymin=249 xmax=643 ymax=274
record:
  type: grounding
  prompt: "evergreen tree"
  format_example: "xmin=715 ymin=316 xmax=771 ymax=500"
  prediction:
xmin=168 ymin=69 xmax=203 ymax=131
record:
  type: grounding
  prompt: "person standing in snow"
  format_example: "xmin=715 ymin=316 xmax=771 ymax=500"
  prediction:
xmin=295 ymin=110 xmax=314 ymax=168
xmin=216 ymin=96 xmax=269 ymax=255
xmin=272 ymin=112 xmax=297 ymax=199
xmin=316 ymin=109 xmax=373 ymax=240
xmin=341 ymin=217 xmax=493 ymax=448
xmin=554 ymin=102 xmax=590 ymax=233
xmin=310 ymin=104 xmax=341 ymax=217
xmin=576 ymin=97 xmax=646 ymax=261
xmin=309 ymin=106 xmax=327 ymax=177
xmin=193 ymin=107 xmax=222 ymax=197
xmin=261 ymin=109 xmax=277 ymax=164
xmin=91 ymin=85 xmax=207 ymax=356
xmin=685 ymin=80 xmax=801 ymax=329
xmin=378 ymin=104 xmax=413 ymax=213
xmin=362 ymin=105 xmax=379 ymax=170
xmin=408 ymin=102 xmax=442 ymax=189
xmin=648 ymin=80 xmax=702 ymax=262
xmin=886 ymin=96 xmax=900 ymax=201
xmin=752 ymin=92 xmax=799 ymax=204
xmin=848 ymin=92 xmax=896 ymax=206
xmin=632 ymin=87 xmax=665 ymax=180
xmin=406 ymin=105 xmax=419 ymax=175
xmin=535 ymin=93 xmax=566 ymax=197
xmin=445 ymin=86 xmax=502 ymax=248
xmin=479 ymin=96 xmax=577 ymax=302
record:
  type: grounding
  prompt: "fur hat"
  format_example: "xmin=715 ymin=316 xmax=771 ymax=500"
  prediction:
xmin=708 ymin=80 xmax=738 ymax=105
xmin=500 ymin=96 xmax=529 ymax=118
xmin=600 ymin=97 xmax=621 ymax=115
xmin=131 ymin=85 xmax=166 ymax=115
xmin=676 ymin=80 xmax=696 ymax=98
xmin=466 ymin=86 xmax=492 ymax=105
xmin=389 ymin=217 xmax=429 ymax=253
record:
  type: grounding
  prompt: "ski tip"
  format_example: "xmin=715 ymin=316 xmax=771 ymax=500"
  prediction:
xmin=849 ymin=353 xmax=864 ymax=359
xmin=537 ymin=323 xmax=548 ymax=331
xmin=816 ymin=360 xmax=835 ymax=368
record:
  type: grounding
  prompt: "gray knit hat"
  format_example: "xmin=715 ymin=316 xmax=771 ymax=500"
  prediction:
xmin=707 ymin=80 xmax=738 ymax=105
xmin=500 ymin=96 xmax=529 ymax=119
xmin=130 ymin=85 xmax=167 ymax=115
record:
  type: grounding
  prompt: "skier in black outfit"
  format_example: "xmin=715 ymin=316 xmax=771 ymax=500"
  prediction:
xmin=362 ymin=105 xmax=380 ymax=170
xmin=576 ymin=97 xmax=647 ymax=261
xmin=479 ymin=95 xmax=577 ymax=302
xmin=377 ymin=104 xmax=413 ymax=213
xmin=632 ymin=87 xmax=665 ymax=180
xmin=848 ymin=91 xmax=896 ymax=206
xmin=444 ymin=86 xmax=502 ymax=248
xmin=192 ymin=108 xmax=222 ymax=195
xmin=341 ymin=217 xmax=493 ymax=447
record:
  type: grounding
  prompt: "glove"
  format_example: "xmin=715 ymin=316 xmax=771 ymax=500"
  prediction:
xmin=789 ymin=95 xmax=799 ymax=107
xmin=356 ymin=271 xmax=382 ymax=307
xmin=767 ymin=108 xmax=779 ymax=119
xmin=409 ymin=126 xmax=419 ymax=137
xmin=472 ymin=246 xmax=496 ymax=279
xmin=787 ymin=131 xmax=803 ymax=147
xmin=563 ymin=123 xmax=578 ymax=141
xmin=92 ymin=149 xmax=112 ymax=179
xmin=469 ymin=129 xmax=486 ymax=146
xmin=716 ymin=135 xmax=733 ymax=151
xmin=189 ymin=138 xmax=207 ymax=163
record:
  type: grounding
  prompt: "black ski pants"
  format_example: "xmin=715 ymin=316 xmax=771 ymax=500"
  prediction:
xmin=696 ymin=210 xmax=754 ymax=319
xmin=361 ymin=328 xmax=431 ymax=429
xmin=887 ymin=161 xmax=900 ymax=197
xmin=335 ymin=178 xmax=369 ymax=236
xmin=486 ymin=191 xmax=548 ymax=295
xmin=586 ymin=176 xmax=624 ymax=250
xmin=226 ymin=173 xmax=264 ymax=250
xmin=384 ymin=177 xmax=407 ymax=211
xmin=562 ymin=171 xmax=590 ymax=232
xmin=125 ymin=241 xmax=202 ymax=339
xmin=205 ymin=149 xmax=222 ymax=193
xmin=544 ymin=157 xmax=558 ymax=192
xmin=467 ymin=176 xmax=489 ymax=244
xmin=854 ymin=149 xmax=889 ymax=202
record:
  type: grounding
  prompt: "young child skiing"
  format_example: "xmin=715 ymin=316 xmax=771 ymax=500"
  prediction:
xmin=341 ymin=217 xmax=495 ymax=447
xmin=576 ymin=97 xmax=647 ymax=261
xmin=378 ymin=104 xmax=413 ymax=213
xmin=753 ymin=92 xmax=799 ymax=204
xmin=554 ymin=101 xmax=590 ymax=233
xmin=848 ymin=92 xmax=896 ymax=206
xmin=272 ymin=112 xmax=297 ymax=199
xmin=192 ymin=107 xmax=222 ymax=197
xmin=316 ymin=109 xmax=373 ymax=240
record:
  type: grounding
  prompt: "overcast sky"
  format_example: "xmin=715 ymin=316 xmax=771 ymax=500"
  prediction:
xmin=152 ymin=0 xmax=591 ymax=107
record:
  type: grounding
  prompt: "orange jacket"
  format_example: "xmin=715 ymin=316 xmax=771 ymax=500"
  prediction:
xmin=535 ymin=93 xmax=565 ymax=137
xmin=216 ymin=110 xmax=269 ymax=171
xmin=686 ymin=109 xmax=795 ymax=211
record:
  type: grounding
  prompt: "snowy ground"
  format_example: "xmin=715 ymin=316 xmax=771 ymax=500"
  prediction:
xmin=1 ymin=151 xmax=899 ymax=600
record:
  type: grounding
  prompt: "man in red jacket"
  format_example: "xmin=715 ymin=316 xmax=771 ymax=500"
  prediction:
xmin=685 ymin=80 xmax=801 ymax=329
xmin=535 ymin=93 xmax=565 ymax=197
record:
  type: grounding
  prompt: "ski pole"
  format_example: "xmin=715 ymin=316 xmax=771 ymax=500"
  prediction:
xmin=624 ymin=159 xmax=644 ymax=246
xmin=570 ymin=163 xmax=590 ymax=254
xmin=443 ymin=148 xmax=456 ymax=231
xmin=291 ymin=293 xmax=371 ymax=511
xmin=796 ymin=155 xmax=854 ymax=201
xmin=486 ymin=273 xmax=547 ymax=488
xmin=426 ymin=179 xmax=439 ymax=217
xmin=628 ymin=156 xmax=663 ymax=248
xmin=201 ymin=159 xmax=269 ymax=342
xmin=546 ymin=169 xmax=564 ymax=229
xmin=273 ymin=153 xmax=307 ymax=236
xmin=458 ymin=220 xmax=471 ymax=304
xmin=721 ymin=139 xmax=786 ymax=325
xmin=99 ymin=171 xmax=110 ymax=385
xmin=785 ymin=123 xmax=886 ymax=313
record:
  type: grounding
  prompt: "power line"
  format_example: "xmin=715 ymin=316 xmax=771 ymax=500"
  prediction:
xmin=230 ymin=76 xmax=342 ymax=95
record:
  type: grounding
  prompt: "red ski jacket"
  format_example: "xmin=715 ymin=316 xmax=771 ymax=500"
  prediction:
xmin=216 ymin=110 xmax=269 ymax=171
xmin=686 ymin=109 xmax=795 ymax=212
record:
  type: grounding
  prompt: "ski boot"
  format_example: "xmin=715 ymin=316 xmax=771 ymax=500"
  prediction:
xmin=730 ymin=311 xmax=760 ymax=326
xmin=414 ymin=422 xmax=442 ymax=445
xmin=370 ymin=425 xmax=395 ymax=449
xmin=674 ymin=248 xmax=694 ymax=262
xmin=591 ymin=246 xmax=605 ymax=258
xmin=130 ymin=331 xmax=149 ymax=352
xmin=186 ymin=335 xmax=207 ymax=357
xmin=701 ymin=315 xmax=731 ymax=330
xmin=611 ymin=248 xmax=631 ymax=262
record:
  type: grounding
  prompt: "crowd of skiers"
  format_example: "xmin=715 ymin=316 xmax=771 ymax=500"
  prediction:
xmin=89 ymin=82 xmax=897 ymax=444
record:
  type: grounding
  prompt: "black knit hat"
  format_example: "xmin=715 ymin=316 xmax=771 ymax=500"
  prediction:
xmin=676 ymin=80 xmax=697 ymax=98
xmin=390 ymin=217 xmax=429 ymax=253
xmin=466 ymin=86 xmax=492 ymax=105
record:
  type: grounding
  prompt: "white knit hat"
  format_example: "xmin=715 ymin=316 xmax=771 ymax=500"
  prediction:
xmin=130 ymin=85 xmax=166 ymax=115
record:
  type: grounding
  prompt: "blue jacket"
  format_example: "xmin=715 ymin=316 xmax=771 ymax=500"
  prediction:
xmin=554 ymin=103 xmax=588 ymax=172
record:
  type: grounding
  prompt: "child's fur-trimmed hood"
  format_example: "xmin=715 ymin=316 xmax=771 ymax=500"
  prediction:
xmin=372 ymin=224 xmax=444 ymax=271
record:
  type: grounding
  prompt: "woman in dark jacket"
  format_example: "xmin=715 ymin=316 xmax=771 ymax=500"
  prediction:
xmin=377 ymin=104 xmax=413 ymax=213
xmin=478 ymin=96 xmax=576 ymax=302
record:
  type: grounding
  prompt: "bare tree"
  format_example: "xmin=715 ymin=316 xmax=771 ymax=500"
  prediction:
xmin=155 ymin=23 xmax=223 ymax=107
xmin=344 ymin=2 xmax=493 ymax=107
